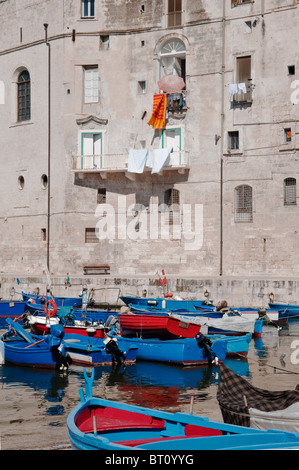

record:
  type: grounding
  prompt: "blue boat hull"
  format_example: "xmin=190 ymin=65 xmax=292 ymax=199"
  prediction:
xmin=0 ymin=300 xmax=26 ymax=327
xmin=121 ymin=295 xmax=207 ymax=312
xmin=0 ymin=318 xmax=68 ymax=369
xmin=122 ymin=296 xmax=287 ymax=325
xmin=0 ymin=338 xmax=61 ymax=368
xmin=269 ymin=303 xmax=299 ymax=321
xmin=64 ymin=334 xmax=137 ymax=366
xmin=22 ymin=291 xmax=82 ymax=307
xmin=113 ymin=335 xmax=227 ymax=365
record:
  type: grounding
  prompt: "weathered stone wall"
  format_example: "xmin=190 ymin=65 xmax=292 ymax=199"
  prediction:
xmin=1 ymin=273 xmax=299 ymax=309
xmin=0 ymin=0 xmax=298 ymax=280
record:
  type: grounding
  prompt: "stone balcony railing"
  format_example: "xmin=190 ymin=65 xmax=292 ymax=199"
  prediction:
xmin=72 ymin=150 xmax=190 ymax=179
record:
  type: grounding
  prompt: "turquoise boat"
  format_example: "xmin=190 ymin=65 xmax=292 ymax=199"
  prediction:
xmin=0 ymin=319 xmax=69 ymax=369
xmin=67 ymin=369 xmax=299 ymax=450
xmin=111 ymin=332 xmax=248 ymax=365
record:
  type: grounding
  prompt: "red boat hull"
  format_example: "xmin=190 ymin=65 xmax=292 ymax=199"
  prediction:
xmin=30 ymin=322 xmax=106 ymax=338
xmin=119 ymin=313 xmax=200 ymax=339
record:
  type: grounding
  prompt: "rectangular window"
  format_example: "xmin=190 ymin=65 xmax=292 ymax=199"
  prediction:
xmin=97 ymin=188 xmax=106 ymax=204
xmin=284 ymin=178 xmax=296 ymax=205
xmin=234 ymin=56 xmax=252 ymax=103
xmin=82 ymin=0 xmax=95 ymax=18
xmin=85 ymin=228 xmax=98 ymax=243
xmin=138 ymin=81 xmax=146 ymax=94
xmin=100 ymin=35 xmax=109 ymax=50
xmin=231 ymin=0 xmax=252 ymax=6
xmin=168 ymin=0 xmax=182 ymax=27
xmin=84 ymin=66 xmax=98 ymax=103
xmin=41 ymin=228 xmax=46 ymax=241
xmin=234 ymin=185 xmax=253 ymax=223
xmin=288 ymin=65 xmax=295 ymax=75
xmin=228 ymin=131 xmax=239 ymax=150
xmin=284 ymin=128 xmax=292 ymax=142
xmin=164 ymin=188 xmax=180 ymax=226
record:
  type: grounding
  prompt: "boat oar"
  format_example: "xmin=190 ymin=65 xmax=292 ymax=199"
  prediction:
xmin=25 ymin=339 xmax=45 ymax=348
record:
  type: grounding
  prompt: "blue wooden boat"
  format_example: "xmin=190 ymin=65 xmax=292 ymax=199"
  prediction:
xmin=63 ymin=333 xmax=138 ymax=366
xmin=121 ymin=295 xmax=207 ymax=312
xmin=122 ymin=295 xmax=287 ymax=326
xmin=130 ymin=304 xmax=223 ymax=318
xmin=0 ymin=319 xmax=70 ymax=369
xmin=0 ymin=300 xmax=26 ymax=327
xmin=25 ymin=298 xmax=117 ymax=324
xmin=67 ymin=368 xmax=299 ymax=449
xmin=114 ymin=332 xmax=250 ymax=363
xmin=269 ymin=302 xmax=299 ymax=321
xmin=118 ymin=310 xmax=261 ymax=339
xmin=22 ymin=290 xmax=82 ymax=306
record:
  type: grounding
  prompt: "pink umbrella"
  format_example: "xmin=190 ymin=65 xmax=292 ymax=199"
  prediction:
xmin=157 ymin=75 xmax=185 ymax=93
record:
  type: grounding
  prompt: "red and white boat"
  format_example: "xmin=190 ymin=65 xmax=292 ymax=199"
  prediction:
xmin=118 ymin=312 xmax=201 ymax=339
xmin=27 ymin=314 xmax=107 ymax=338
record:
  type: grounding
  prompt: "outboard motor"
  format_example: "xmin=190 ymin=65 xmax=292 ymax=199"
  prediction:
xmin=195 ymin=332 xmax=218 ymax=364
xmin=47 ymin=324 xmax=72 ymax=370
xmin=103 ymin=337 xmax=125 ymax=365
xmin=105 ymin=315 xmax=120 ymax=334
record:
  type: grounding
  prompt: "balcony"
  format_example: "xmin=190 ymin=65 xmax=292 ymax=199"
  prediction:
xmin=166 ymin=91 xmax=187 ymax=114
xmin=72 ymin=150 xmax=190 ymax=179
xmin=229 ymin=83 xmax=253 ymax=106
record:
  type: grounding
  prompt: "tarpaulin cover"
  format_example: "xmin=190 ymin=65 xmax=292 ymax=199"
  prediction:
xmin=217 ymin=364 xmax=299 ymax=427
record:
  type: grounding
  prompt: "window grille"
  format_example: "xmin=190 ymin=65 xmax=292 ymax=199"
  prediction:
xmin=17 ymin=70 xmax=30 ymax=121
xmin=284 ymin=178 xmax=296 ymax=205
xmin=165 ymin=188 xmax=180 ymax=225
xmin=234 ymin=185 xmax=253 ymax=222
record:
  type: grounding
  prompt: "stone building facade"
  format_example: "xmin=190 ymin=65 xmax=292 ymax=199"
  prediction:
xmin=0 ymin=0 xmax=298 ymax=302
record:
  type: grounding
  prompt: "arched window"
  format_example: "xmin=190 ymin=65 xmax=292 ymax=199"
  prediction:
xmin=164 ymin=188 xmax=180 ymax=225
xmin=284 ymin=177 xmax=296 ymax=205
xmin=234 ymin=185 xmax=253 ymax=222
xmin=17 ymin=70 xmax=31 ymax=121
xmin=159 ymin=38 xmax=186 ymax=84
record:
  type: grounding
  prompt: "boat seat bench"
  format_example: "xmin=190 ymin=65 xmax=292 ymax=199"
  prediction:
xmin=115 ymin=424 xmax=223 ymax=447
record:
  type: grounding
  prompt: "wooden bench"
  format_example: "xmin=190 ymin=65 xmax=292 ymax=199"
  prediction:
xmin=83 ymin=264 xmax=110 ymax=275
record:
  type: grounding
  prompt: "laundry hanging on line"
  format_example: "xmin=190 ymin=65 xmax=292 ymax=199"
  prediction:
xmin=229 ymin=83 xmax=247 ymax=96
xmin=127 ymin=148 xmax=172 ymax=174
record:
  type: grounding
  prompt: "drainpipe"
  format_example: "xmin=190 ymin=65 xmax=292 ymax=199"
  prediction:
xmin=44 ymin=24 xmax=51 ymax=273
xmin=219 ymin=2 xmax=226 ymax=276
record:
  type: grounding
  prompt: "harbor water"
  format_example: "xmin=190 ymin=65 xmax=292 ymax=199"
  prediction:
xmin=1 ymin=321 xmax=299 ymax=450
